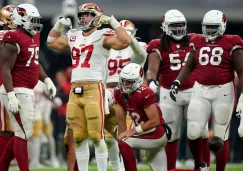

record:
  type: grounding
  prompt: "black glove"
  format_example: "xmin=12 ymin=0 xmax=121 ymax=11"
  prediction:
xmin=162 ymin=123 xmax=172 ymax=141
xmin=169 ymin=80 xmax=180 ymax=102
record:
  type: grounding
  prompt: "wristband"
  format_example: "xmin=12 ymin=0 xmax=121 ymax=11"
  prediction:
xmin=135 ymin=125 xmax=144 ymax=134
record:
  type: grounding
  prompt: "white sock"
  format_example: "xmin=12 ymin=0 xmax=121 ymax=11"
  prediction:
xmin=76 ymin=139 xmax=90 ymax=171
xmin=106 ymin=138 xmax=125 ymax=171
xmin=48 ymin=136 xmax=57 ymax=161
xmin=147 ymin=147 xmax=167 ymax=171
xmin=30 ymin=137 xmax=41 ymax=165
xmin=94 ymin=139 xmax=108 ymax=171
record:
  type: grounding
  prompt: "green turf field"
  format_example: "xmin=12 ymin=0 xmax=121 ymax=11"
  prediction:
xmin=9 ymin=164 xmax=243 ymax=171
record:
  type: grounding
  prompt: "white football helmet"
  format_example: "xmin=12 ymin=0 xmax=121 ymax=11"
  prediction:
xmin=161 ymin=9 xmax=187 ymax=40
xmin=12 ymin=4 xmax=42 ymax=35
xmin=202 ymin=10 xmax=226 ymax=41
xmin=119 ymin=63 xmax=144 ymax=93
xmin=120 ymin=20 xmax=136 ymax=36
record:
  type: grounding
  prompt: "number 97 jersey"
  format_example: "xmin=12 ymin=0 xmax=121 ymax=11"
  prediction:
xmin=190 ymin=34 xmax=243 ymax=85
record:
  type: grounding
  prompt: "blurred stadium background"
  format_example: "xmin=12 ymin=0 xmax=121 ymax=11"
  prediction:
xmin=1 ymin=0 xmax=243 ymax=170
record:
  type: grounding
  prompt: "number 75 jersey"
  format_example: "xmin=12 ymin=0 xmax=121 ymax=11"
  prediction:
xmin=190 ymin=34 xmax=243 ymax=85
xmin=67 ymin=29 xmax=112 ymax=83
xmin=1 ymin=30 xmax=40 ymax=89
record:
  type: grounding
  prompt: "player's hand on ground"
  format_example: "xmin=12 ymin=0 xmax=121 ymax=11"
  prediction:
xmin=169 ymin=80 xmax=180 ymax=101
xmin=118 ymin=128 xmax=137 ymax=141
xmin=7 ymin=91 xmax=21 ymax=114
xmin=44 ymin=78 xmax=57 ymax=99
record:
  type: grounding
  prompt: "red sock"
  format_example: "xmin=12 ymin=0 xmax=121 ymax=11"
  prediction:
xmin=215 ymin=140 xmax=229 ymax=171
xmin=202 ymin=138 xmax=210 ymax=166
xmin=188 ymin=138 xmax=203 ymax=165
xmin=0 ymin=136 xmax=15 ymax=171
xmin=14 ymin=136 xmax=29 ymax=171
xmin=118 ymin=140 xmax=137 ymax=171
xmin=0 ymin=135 xmax=11 ymax=159
xmin=165 ymin=139 xmax=178 ymax=169
xmin=74 ymin=161 xmax=79 ymax=171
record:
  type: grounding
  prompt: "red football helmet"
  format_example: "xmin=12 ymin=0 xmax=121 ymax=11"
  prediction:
xmin=0 ymin=5 xmax=16 ymax=29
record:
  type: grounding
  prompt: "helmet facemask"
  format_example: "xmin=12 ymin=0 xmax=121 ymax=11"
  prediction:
xmin=202 ymin=24 xmax=221 ymax=41
xmin=168 ymin=22 xmax=186 ymax=40
xmin=77 ymin=11 xmax=97 ymax=31
xmin=27 ymin=16 xmax=43 ymax=35
xmin=119 ymin=78 xmax=139 ymax=94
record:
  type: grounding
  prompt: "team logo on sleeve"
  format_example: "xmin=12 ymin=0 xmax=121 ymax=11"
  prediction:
xmin=16 ymin=7 xmax=27 ymax=17
xmin=70 ymin=36 xmax=76 ymax=42
xmin=222 ymin=14 xmax=226 ymax=23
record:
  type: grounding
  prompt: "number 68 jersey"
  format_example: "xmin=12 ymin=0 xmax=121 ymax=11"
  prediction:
xmin=67 ymin=29 xmax=112 ymax=83
xmin=190 ymin=34 xmax=243 ymax=85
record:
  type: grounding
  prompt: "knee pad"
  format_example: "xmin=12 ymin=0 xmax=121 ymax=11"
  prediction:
xmin=187 ymin=121 xmax=201 ymax=140
xmin=15 ymin=124 xmax=34 ymax=140
xmin=201 ymin=123 xmax=209 ymax=139
xmin=43 ymin=122 xmax=52 ymax=137
xmin=238 ymin=117 xmax=243 ymax=138
xmin=187 ymin=99 xmax=202 ymax=121
xmin=105 ymin=137 xmax=117 ymax=149
xmin=214 ymin=104 xmax=231 ymax=125
xmin=32 ymin=120 xmax=43 ymax=137
xmin=73 ymin=130 xmax=88 ymax=146
xmin=214 ymin=104 xmax=232 ymax=140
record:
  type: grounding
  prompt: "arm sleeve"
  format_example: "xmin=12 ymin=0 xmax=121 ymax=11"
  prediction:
xmin=130 ymin=38 xmax=147 ymax=65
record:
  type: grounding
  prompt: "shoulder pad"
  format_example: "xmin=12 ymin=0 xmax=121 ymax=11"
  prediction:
xmin=2 ymin=30 xmax=19 ymax=44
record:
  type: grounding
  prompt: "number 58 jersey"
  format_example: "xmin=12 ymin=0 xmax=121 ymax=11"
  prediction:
xmin=67 ymin=29 xmax=112 ymax=83
xmin=190 ymin=34 xmax=243 ymax=85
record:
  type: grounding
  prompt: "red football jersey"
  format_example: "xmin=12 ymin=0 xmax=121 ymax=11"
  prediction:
xmin=147 ymin=34 xmax=195 ymax=90
xmin=0 ymin=30 xmax=8 ymax=86
xmin=114 ymin=84 xmax=165 ymax=139
xmin=1 ymin=30 xmax=40 ymax=89
xmin=190 ymin=34 xmax=243 ymax=85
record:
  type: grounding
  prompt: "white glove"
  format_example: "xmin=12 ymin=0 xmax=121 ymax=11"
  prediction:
xmin=53 ymin=97 xmax=63 ymax=108
xmin=236 ymin=93 xmax=243 ymax=137
xmin=98 ymin=15 xmax=120 ymax=29
xmin=106 ymin=89 xmax=115 ymax=108
xmin=148 ymin=80 xmax=159 ymax=94
xmin=53 ymin=17 xmax=72 ymax=32
xmin=44 ymin=78 xmax=56 ymax=99
xmin=7 ymin=91 xmax=20 ymax=114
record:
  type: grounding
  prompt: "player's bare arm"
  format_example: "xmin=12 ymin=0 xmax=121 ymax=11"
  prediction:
xmin=117 ymin=104 xmax=127 ymax=136
xmin=146 ymin=51 xmax=160 ymax=93
xmin=176 ymin=48 xmax=196 ymax=84
xmin=146 ymin=52 xmax=160 ymax=81
xmin=0 ymin=43 xmax=18 ymax=92
xmin=141 ymin=103 xmax=161 ymax=131
xmin=47 ymin=17 xmax=71 ymax=51
xmin=100 ymin=15 xmax=131 ymax=50
xmin=233 ymin=49 xmax=243 ymax=92
xmin=39 ymin=64 xmax=48 ymax=82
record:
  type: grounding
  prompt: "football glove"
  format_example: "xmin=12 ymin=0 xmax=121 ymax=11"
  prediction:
xmin=7 ymin=91 xmax=20 ymax=114
xmin=169 ymin=80 xmax=180 ymax=101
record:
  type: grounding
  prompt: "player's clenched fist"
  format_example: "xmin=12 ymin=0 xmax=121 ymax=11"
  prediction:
xmin=169 ymin=80 xmax=180 ymax=101
xmin=98 ymin=15 xmax=120 ymax=29
xmin=44 ymin=78 xmax=56 ymax=99
xmin=7 ymin=91 xmax=21 ymax=114
xmin=53 ymin=17 xmax=72 ymax=32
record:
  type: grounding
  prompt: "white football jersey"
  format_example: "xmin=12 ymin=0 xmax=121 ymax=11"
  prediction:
xmin=106 ymin=41 xmax=147 ymax=83
xmin=66 ymin=29 xmax=112 ymax=83
xmin=33 ymin=81 xmax=47 ymax=120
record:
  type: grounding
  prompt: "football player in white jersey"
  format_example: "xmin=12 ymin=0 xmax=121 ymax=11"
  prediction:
xmin=104 ymin=19 xmax=147 ymax=171
xmin=30 ymin=81 xmax=59 ymax=168
xmin=47 ymin=3 xmax=131 ymax=171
